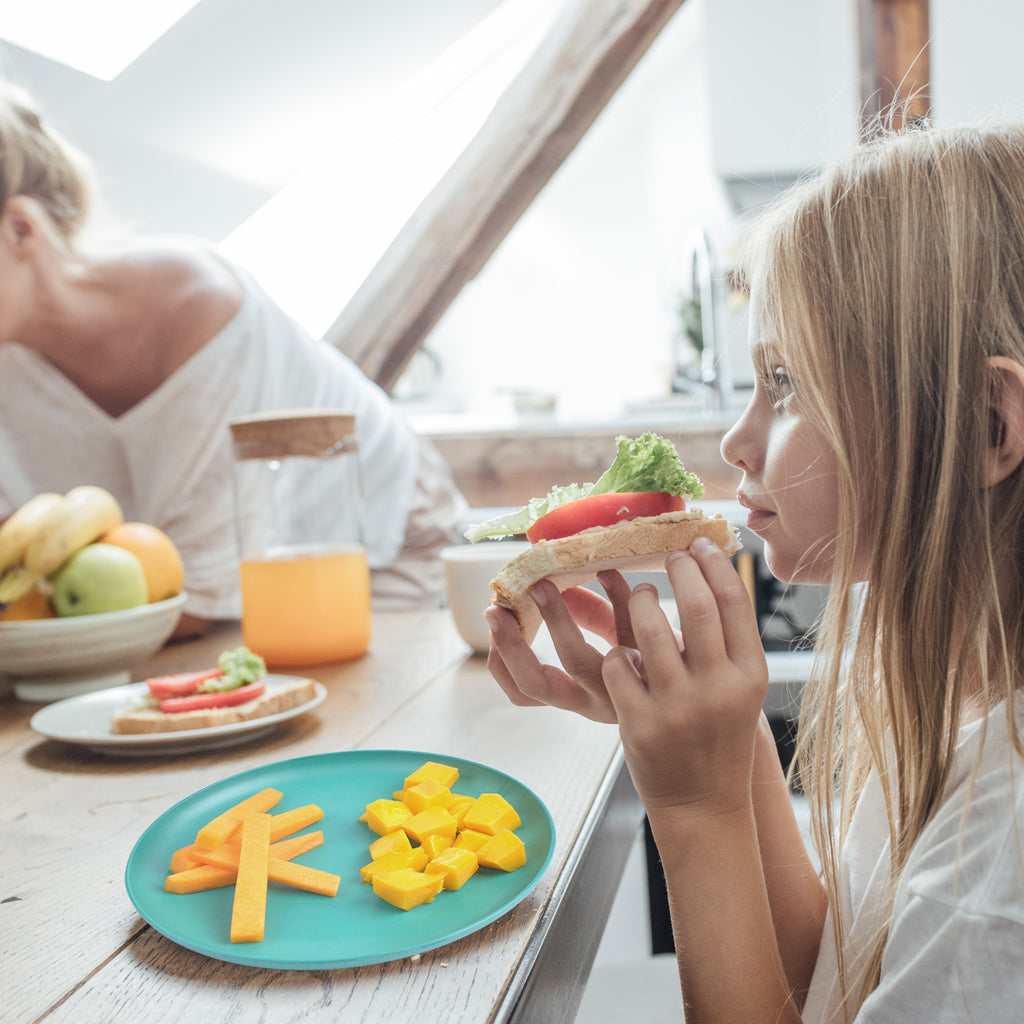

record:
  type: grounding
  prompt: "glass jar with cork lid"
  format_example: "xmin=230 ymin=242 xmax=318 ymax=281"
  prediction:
xmin=229 ymin=409 xmax=370 ymax=666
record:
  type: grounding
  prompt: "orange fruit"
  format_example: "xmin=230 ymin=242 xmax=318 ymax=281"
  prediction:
xmin=0 ymin=584 xmax=55 ymax=621
xmin=99 ymin=522 xmax=185 ymax=603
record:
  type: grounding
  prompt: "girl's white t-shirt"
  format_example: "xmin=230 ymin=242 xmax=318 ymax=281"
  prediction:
xmin=803 ymin=695 xmax=1024 ymax=1022
xmin=0 ymin=260 xmax=465 ymax=619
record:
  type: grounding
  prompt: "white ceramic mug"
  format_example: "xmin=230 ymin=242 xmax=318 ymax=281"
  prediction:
xmin=441 ymin=541 xmax=532 ymax=655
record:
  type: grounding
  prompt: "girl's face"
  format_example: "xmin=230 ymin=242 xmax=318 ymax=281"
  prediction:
xmin=721 ymin=295 xmax=843 ymax=585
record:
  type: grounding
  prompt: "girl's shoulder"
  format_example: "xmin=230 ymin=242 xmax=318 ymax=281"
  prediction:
xmin=900 ymin=705 xmax=1024 ymax=912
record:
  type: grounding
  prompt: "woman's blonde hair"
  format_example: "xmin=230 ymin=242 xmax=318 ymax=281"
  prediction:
xmin=0 ymin=82 xmax=95 ymax=240
xmin=741 ymin=122 xmax=1024 ymax=1019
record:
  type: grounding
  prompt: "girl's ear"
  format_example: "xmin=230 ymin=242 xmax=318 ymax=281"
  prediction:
xmin=984 ymin=356 xmax=1024 ymax=487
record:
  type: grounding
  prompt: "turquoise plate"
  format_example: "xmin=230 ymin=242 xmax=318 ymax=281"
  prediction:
xmin=124 ymin=750 xmax=555 ymax=969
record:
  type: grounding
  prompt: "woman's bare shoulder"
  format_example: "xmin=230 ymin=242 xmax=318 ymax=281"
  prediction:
xmin=126 ymin=236 xmax=243 ymax=303
xmin=122 ymin=238 xmax=245 ymax=361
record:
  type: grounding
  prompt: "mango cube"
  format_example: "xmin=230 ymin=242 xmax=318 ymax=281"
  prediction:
xmin=421 ymin=833 xmax=453 ymax=859
xmin=364 ymin=799 xmax=413 ymax=836
xmin=359 ymin=846 xmax=428 ymax=883
xmin=461 ymin=793 xmax=521 ymax=835
xmin=372 ymin=868 xmax=445 ymax=911
xmin=402 ymin=807 xmax=458 ymax=844
xmin=447 ymin=794 xmax=475 ymax=827
xmin=403 ymin=761 xmax=460 ymax=791
xmin=453 ymin=828 xmax=491 ymax=853
xmin=477 ymin=829 xmax=527 ymax=872
xmin=403 ymin=780 xmax=453 ymax=814
xmin=369 ymin=829 xmax=413 ymax=860
xmin=425 ymin=847 xmax=479 ymax=890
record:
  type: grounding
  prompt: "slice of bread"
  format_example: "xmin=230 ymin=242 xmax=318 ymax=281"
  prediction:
xmin=110 ymin=677 xmax=319 ymax=734
xmin=489 ymin=509 xmax=741 ymax=642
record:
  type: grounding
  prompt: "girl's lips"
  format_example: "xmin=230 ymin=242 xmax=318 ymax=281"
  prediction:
xmin=737 ymin=494 xmax=776 ymax=534
xmin=744 ymin=508 xmax=777 ymax=534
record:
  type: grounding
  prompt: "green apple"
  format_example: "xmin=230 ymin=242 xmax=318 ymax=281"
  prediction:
xmin=51 ymin=543 xmax=148 ymax=616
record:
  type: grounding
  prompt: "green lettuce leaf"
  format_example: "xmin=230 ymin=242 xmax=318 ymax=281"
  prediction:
xmin=589 ymin=432 xmax=705 ymax=499
xmin=199 ymin=647 xmax=267 ymax=692
xmin=463 ymin=432 xmax=704 ymax=542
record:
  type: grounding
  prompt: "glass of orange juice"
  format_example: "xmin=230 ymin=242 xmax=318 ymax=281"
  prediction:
xmin=230 ymin=411 xmax=371 ymax=667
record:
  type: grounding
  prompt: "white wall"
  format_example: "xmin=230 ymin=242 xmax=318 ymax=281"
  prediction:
xmin=930 ymin=0 xmax=1024 ymax=124
xmin=422 ymin=2 xmax=732 ymax=420
xmin=418 ymin=0 xmax=862 ymax=421
xmin=416 ymin=0 xmax=1024 ymax=423
xmin=10 ymin=1 xmax=1024 ymax=426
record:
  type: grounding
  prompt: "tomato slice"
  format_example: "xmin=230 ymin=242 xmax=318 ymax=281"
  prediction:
xmin=526 ymin=491 xmax=686 ymax=543
xmin=157 ymin=681 xmax=267 ymax=714
xmin=146 ymin=668 xmax=224 ymax=698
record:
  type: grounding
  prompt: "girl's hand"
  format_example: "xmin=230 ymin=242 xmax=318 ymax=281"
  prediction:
xmin=604 ymin=536 xmax=769 ymax=817
xmin=485 ymin=569 xmax=643 ymax=723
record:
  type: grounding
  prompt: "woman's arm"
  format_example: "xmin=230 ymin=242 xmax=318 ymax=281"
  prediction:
xmin=170 ymin=611 xmax=212 ymax=641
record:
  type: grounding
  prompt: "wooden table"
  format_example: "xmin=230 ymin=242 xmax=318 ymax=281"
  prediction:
xmin=1 ymin=610 xmax=644 ymax=1024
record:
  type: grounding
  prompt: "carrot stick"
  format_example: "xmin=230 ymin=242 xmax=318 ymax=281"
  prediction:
xmin=195 ymin=788 xmax=283 ymax=849
xmin=229 ymin=813 xmax=271 ymax=943
xmin=165 ymin=832 xmax=324 ymax=895
xmin=168 ymin=844 xmax=204 ymax=874
xmin=266 ymin=858 xmax=340 ymax=897
xmin=193 ymin=830 xmax=324 ymax=870
xmin=194 ymin=832 xmax=336 ymax=895
xmin=267 ymin=804 xmax=324 ymax=842
xmin=164 ymin=864 xmax=238 ymax=895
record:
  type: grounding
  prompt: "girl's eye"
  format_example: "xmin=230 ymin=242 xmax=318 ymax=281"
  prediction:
xmin=761 ymin=366 xmax=794 ymax=406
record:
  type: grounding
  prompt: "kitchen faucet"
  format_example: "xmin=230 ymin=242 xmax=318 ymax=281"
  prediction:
xmin=678 ymin=227 xmax=733 ymax=412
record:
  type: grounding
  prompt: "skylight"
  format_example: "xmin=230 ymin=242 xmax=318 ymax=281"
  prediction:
xmin=0 ymin=1 xmax=201 ymax=80
xmin=220 ymin=0 xmax=560 ymax=339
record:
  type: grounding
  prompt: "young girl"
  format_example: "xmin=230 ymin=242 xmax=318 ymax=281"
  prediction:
xmin=487 ymin=122 xmax=1024 ymax=1022
xmin=0 ymin=83 xmax=465 ymax=636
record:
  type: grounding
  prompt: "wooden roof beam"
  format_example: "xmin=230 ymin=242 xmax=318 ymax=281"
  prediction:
xmin=324 ymin=0 xmax=686 ymax=390
xmin=857 ymin=0 xmax=931 ymax=135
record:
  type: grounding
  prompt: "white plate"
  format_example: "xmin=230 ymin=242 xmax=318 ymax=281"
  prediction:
xmin=29 ymin=675 xmax=326 ymax=756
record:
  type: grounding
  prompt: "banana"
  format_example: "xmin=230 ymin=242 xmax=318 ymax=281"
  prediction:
xmin=24 ymin=485 xmax=124 ymax=577
xmin=0 ymin=492 xmax=64 ymax=575
xmin=0 ymin=565 xmax=42 ymax=607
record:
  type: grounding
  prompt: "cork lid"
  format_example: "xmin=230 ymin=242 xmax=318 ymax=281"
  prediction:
xmin=229 ymin=409 xmax=357 ymax=460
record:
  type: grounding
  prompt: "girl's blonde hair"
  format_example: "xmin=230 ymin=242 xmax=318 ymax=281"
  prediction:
xmin=742 ymin=122 xmax=1024 ymax=1019
xmin=0 ymin=82 xmax=95 ymax=239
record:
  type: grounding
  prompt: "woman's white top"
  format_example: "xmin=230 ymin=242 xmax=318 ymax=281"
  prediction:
xmin=0 ymin=260 xmax=465 ymax=619
xmin=803 ymin=695 xmax=1024 ymax=1022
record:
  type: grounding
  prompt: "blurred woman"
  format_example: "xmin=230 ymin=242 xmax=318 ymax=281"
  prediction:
xmin=0 ymin=83 xmax=466 ymax=638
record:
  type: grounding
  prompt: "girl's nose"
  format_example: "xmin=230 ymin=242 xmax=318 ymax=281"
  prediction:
xmin=720 ymin=400 xmax=758 ymax=472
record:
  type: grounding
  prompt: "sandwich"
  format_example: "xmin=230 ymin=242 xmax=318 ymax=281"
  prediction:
xmin=111 ymin=646 xmax=317 ymax=734
xmin=465 ymin=432 xmax=740 ymax=642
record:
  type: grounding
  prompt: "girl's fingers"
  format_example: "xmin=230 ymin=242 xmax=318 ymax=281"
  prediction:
xmin=672 ymin=538 xmax=764 ymax=668
xmin=664 ymin=545 xmax=728 ymax=675
xmin=530 ymin=581 xmax=611 ymax=695
xmin=485 ymin=597 xmax=617 ymax=722
xmin=619 ymin=583 xmax=682 ymax=698
xmin=561 ymin=584 xmax=621 ymax=646
xmin=601 ymin=643 xmax=647 ymax=710
xmin=484 ymin=606 xmax=548 ymax=707
xmin=597 ymin=569 xmax=637 ymax=647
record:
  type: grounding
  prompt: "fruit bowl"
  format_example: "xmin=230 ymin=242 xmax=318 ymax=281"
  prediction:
xmin=0 ymin=592 xmax=187 ymax=702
